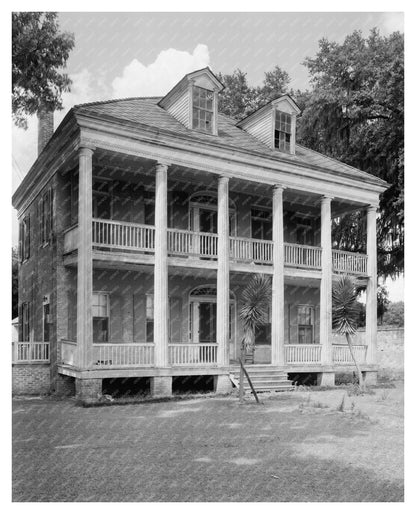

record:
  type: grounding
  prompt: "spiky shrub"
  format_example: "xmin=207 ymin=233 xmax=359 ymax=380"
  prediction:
xmin=238 ymin=274 xmax=271 ymax=401
xmin=332 ymin=275 xmax=365 ymax=390
xmin=239 ymin=274 xmax=272 ymax=354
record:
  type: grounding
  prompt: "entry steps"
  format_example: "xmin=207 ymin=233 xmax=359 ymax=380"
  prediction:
xmin=229 ymin=365 xmax=294 ymax=393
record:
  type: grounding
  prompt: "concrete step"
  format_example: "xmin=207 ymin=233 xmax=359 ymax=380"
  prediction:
xmin=229 ymin=367 xmax=294 ymax=393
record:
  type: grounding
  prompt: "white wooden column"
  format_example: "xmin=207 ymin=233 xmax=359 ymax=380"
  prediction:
xmin=271 ymin=185 xmax=285 ymax=365
xmin=320 ymin=195 xmax=333 ymax=365
xmin=76 ymin=146 xmax=94 ymax=369
xmin=366 ymin=205 xmax=378 ymax=364
xmin=217 ymin=175 xmax=230 ymax=366
xmin=154 ymin=161 xmax=169 ymax=367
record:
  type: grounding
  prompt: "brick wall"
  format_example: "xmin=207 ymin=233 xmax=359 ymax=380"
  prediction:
xmin=12 ymin=364 xmax=50 ymax=395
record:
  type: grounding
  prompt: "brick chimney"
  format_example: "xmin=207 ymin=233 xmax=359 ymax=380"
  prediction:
xmin=37 ymin=106 xmax=54 ymax=155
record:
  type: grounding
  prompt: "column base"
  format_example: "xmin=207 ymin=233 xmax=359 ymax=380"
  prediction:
xmin=317 ymin=372 xmax=335 ymax=387
xmin=215 ymin=374 xmax=233 ymax=394
xmin=55 ymin=374 xmax=76 ymax=397
xmin=363 ymin=371 xmax=378 ymax=386
xmin=151 ymin=376 xmax=172 ymax=397
xmin=76 ymin=378 xmax=102 ymax=402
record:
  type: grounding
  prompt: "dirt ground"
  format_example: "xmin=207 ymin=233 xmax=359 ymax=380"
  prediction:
xmin=12 ymin=381 xmax=404 ymax=502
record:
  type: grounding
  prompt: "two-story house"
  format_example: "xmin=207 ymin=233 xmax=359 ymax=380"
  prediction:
xmin=12 ymin=67 xmax=388 ymax=400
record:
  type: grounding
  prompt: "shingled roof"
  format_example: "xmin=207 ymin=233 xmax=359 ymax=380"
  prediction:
xmin=73 ymin=97 xmax=387 ymax=187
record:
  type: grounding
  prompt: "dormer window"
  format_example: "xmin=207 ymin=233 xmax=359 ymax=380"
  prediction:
xmin=158 ymin=67 xmax=224 ymax=136
xmin=274 ymin=110 xmax=292 ymax=152
xmin=192 ymin=86 xmax=214 ymax=132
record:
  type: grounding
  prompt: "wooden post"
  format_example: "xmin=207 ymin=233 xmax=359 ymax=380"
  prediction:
xmin=271 ymin=185 xmax=285 ymax=365
xmin=154 ymin=161 xmax=169 ymax=367
xmin=217 ymin=175 xmax=230 ymax=367
xmin=366 ymin=205 xmax=378 ymax=365
xmin=76 ymin=146 xmax=94 ymax=369
xmin=320 ymin=195 xmax=333 ymax=365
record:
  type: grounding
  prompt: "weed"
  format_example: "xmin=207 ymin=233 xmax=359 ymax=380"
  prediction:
xmin=311 ymin=401 xmax=329 ymax=409
xmin=337 ymin=394 xmax=346 ymax=412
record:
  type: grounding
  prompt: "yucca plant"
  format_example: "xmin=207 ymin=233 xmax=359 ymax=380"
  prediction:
xmin=332 ymin=275 xmax=365 ymax=390
xmin=238 ymin=274 xmax=272 ymax=401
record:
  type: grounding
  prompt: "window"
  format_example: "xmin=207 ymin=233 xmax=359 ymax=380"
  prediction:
xmin=192 ymin=86 xmax=214 ymax=132
xmin=251 ymin=207 xmax=272 ymax=241
xmin=93 ymin=178 xmax=112 ymax=219
xmin=255 ymin=304 xmax=271 ymax=345
xmin=274 ymin=110 xmax=292 ymax=152
xmin=92 ymin=293 xmax=109 ymax=343
xmin=43 ymin=295 xmax=50 ymax=342
xmin=21 ymin=302 xmax=31 ymax=342
xmin=145 ymin=295 xmax=154 ymax=343
xmin=19 ymin=215 xmax=30 ymax=261
xmin=297 ymin=305 xmax=314 ymax=344
xmin=293 ymin=215 xmax=314 ymax=246
xmin=39 ymin=189 xmax=53 ymax=246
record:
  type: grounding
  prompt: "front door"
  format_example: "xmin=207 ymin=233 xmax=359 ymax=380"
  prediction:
xmin=199 ymin=208 xmax=217 ymax=234
xmin=198 ymin=302 xmax=217 ymax=342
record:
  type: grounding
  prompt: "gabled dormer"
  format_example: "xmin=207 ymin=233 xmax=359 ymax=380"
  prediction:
xmin=158 ymin=67 xmax=224 ymax=136
xmin=237 ymin=95 xmax=301 ymax=155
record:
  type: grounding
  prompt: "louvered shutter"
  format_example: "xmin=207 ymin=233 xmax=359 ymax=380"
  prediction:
xmin=289 ymin=304 xmax=298 ymax=344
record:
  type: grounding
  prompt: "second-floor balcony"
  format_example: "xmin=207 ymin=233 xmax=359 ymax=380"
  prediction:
xmin=64 ymin=218 xmax=368 ymax=275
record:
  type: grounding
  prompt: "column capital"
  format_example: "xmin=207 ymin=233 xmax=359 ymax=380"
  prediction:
xmin=321 ymin=195 xmax=333 ymax=203
xmin=367 ymin=204 xmax=378 ymax=213
xmin=155 ymin=160 xmax=170 ymax=171
xmin=77 ymin=144 xmax=95 ymax=156
xmin=218 ymin=174 xmax=230 ymax=183
xmin=273 ymin=184 xmax=286 ymax=191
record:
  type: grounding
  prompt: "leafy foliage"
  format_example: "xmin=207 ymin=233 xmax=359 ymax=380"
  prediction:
xmin=218 ymin=65 xmax=290 ymax=120
xmin=382 ymin=301 xmax=404 ymax=327
xmin=239 ymin=274 xmax=271 ymax=351
xmin=332 ymin=275 xmax=360 ymax=335
xmin=298 ymin=29 xmax=404 ymax=278
xmin=377 ymin=286 xmax=390 ymax=323
xmin=12 ymin=12 xmax=75 ymax=128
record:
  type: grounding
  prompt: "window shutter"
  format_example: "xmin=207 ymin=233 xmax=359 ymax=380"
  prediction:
xmin=38 ymin=198 xmax=43 ymax=246
xmin=24 ymin=216 xmax=30 ymax=260
xmin=49 ymin=188 xmax=54 ymax=242
xmin=315 ymin=306 xmax=320 ymax=344
xmin=18 ymin=222 xmax=23 ymax=262
xmin=67 ymin=290 xmax=77 ymax=341
xmin=110 ymin=294 xmax=122 ymax=342
xmin=18 ymin=304 xmax=23 ymax=341
xmin=169 ymin=297 xmax=182 ymax=343
xmin=133 ymin=294 xmax=146 ymax=341
xmin=289 ymin=304 xmax=298 ymax=344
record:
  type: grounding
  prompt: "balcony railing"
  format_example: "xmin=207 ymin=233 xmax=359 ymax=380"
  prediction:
xmin=168 ymin=228 xmax=218 ymax=258
xmin=13 ymin=342 xmax=50 ymax=363
xmin=284 ymin=243 xmax=322 ymax=269
xmin=64 ymin=219 xmax=369 ymax=276
xmin=332 ymin=344 xmax=367 ymax=364
xmin=92 ymin=219 xmax=155 ymax=253
xmin=93 ymin=343 xmax=155 ymax=368
xmin=284 ymin=344 xmax=322 ymax=364
xmin=230 ymin=236 xmax=273 ymax=264
xmin=168 ymin=343 xmax=218 ymax=366
xmin=332 ymin=249 xmax=367 ymax=275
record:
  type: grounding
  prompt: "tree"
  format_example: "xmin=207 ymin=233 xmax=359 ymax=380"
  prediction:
xmin=298 ymin=29 xmax=404 ymax=278
xmin=218 ymin=65 xmax=291 ymax=121
xmin=12 ymin=12 xmax=75 ymax=128
xmin=12 ymin=247 xmax=19 ymax=319
xmin=377 ymin=286 xmax=390 ymax=324
xmin=383 ymin=301 xmax=404 ymax=327
xmin=238 ymin=274 xmax=271 ymax=402
xmin=332 ymin=275 xmax=365 ymax=391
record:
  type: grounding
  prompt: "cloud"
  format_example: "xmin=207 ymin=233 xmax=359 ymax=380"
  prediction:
xmin=111 ymin=43 xmax=210 ymax=98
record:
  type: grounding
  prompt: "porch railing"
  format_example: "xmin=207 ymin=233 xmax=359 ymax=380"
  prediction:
xmin=13 ymin=342 xmax=50 ymax=363
xmin=168 ymin=228 xmax=218 ymax=258
xmin=284 ymin=243 xmax=322 ymax=269
xmin=92 ymin=343 xmax=155 ymax=368
xmin=332 ymin=250 xmax=368 ymax=275
xmin=168 ymin=343 xmax=218 ymax=366
xmin=332 ymin=344 xmax=367 ymax=364
xmin=60 ymin=339 xmax=77 ymax=366
xmin=284 ymin=344 xmax=322 ymax=364
xmin=92 ymin=219 xmax=155 ymax=252
xmin=230 ymin=236 xmax=273 ymax=264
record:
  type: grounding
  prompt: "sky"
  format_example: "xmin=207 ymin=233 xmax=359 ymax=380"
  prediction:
xmin=11 ymin=11 xmax=404 ymax=299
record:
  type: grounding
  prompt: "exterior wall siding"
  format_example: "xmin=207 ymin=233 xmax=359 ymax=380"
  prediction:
xmin=167 ymin=89 xmax=190 ymax=127
xmin=243 ymin=111 xmax=272 ymax=148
